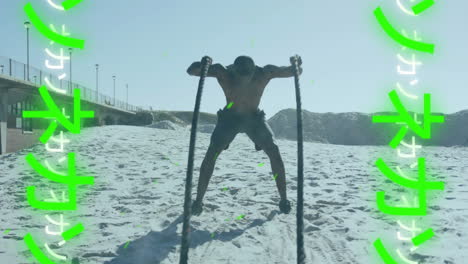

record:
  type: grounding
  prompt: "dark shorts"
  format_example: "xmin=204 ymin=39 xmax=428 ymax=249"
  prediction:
xmin=210 ymin=108 xmax=276 ymax=151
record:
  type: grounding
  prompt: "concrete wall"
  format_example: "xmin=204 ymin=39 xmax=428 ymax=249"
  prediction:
xmin=0 ymin=89 xmax=7 ymax=154
xmin=0 ymin=78 xmax=137 ymax=154
xmin=6 ymin=128 xmax=44 ymax=153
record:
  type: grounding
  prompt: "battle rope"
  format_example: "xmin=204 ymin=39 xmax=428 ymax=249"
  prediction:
xmin=179 ymin=56 xmax=212 ymax=264
xmin=290 ymin=55 xmax=306 ymax=264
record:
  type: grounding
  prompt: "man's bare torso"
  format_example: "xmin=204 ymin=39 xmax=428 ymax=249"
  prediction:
xmin=187 ymin=56 xmax=301 ymax=114
xmin=217 ymin=65 xmax=269 ymax=113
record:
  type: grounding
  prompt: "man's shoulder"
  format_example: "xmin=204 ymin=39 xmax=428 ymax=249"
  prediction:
xmin=255 ymin=65 xmax=268 ymax=76
xmin=262 ymin=64 xmax=277 ymax=71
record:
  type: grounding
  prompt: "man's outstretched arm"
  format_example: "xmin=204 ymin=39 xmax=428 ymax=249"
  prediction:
xmin=263 ymin=63 xmax=303 ymax=79
xmin=187 ymin=62 xmax=227 ymax=78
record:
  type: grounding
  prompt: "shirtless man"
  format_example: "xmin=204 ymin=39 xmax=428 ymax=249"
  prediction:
xmin=187 ymin=55 xmax=302 ymax=216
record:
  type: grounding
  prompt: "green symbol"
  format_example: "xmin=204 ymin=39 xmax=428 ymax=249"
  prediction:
xmin=26 ymin=152 xmax=94 ymax=185
xmin=272 ymin=174 xmax=278 ymax=180
xmin=62 ymin=223 xmax=84 ymax=241
xmin=226 ymin=102 xmax=234 ymax=109
xmin=236 ymin=214 xmax=245 ymax=220
xmin=24 ymin=233 xmax=62 ymax=263
xmin=213 ymin=152 xmax=219 ymax=161
xmin=25 ymin=152 xmax=94 ymax=211
xmin=258 ymin=163 xmax=265 ymax=167
xmin=24 ymin=3 xmax=85 ymax=49
xmin=221 ymin=187 xmax=228 ymax=191
xmin=412 ymin=0 xmax=435 ymax=15
xmin=40 ymin=121 xmax=58 ymax=143
xmin=211 ymin=233 xmax=215 ymax=238
xmin=375 ymin=157 xmax=444 ymax=215
xmin=174 ymin=162 xmax=179 ymax=166
xmin=224 ymin=218 xmax=230 ymax=222
xmin=372 ymin=91 xmax=444 ymax=148
xmin=375 ymin=229 xmax=435 ymax=264
xmin=373 ymin=238 xmax=399 ymax=264
xmin=124 ymin=241 xmax=130 ymax=249
xmin=62 ymin=0 xmax=83 ymax=10
xmin=373 ymin=7 xmax=435 ymax=54
xmin=154 ymin=179 xmax=157 ymax=184
xmin=412 ymin=228 xmax=435 ymax=246
xmin=4 ymin=229 xmax=11 ymax=234
xmin=23 ymin=86 xmax=94 ymax=142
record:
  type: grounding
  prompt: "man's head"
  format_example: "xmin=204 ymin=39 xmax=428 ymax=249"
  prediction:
xmin=234 ymin=56 xmax=255 ymax=76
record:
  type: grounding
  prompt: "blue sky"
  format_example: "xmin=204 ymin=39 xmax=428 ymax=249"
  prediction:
xmin=1 ymin=0 xmax=467 ymax=116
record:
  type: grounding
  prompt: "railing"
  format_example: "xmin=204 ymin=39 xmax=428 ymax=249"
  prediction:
xmin=0 ymin=56 xmax=143 ymax=113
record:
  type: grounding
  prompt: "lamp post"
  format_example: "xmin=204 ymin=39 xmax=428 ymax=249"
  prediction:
xmin=24 ymin=21 xmax=31 ymax=81
xmin=112 ymin=75 xmax=116 ymax=106
xmin=0 ymin=65 xmax=4 ymax=75
xmin=33 ymin=75 xmax=37 ymax=85
xmin=126 ymin=83 xmax=128 ymax=110
xmin=69 ymin=48 xmax=73 ymax=94
xmin=95 ymin=64 xmax=99 ymax=103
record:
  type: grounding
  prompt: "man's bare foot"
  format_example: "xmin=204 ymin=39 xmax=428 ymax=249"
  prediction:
xmin=191 ymin=200 xmax=204 ymax=216
xmin=279 ymin=199 xmax=291 ymax=214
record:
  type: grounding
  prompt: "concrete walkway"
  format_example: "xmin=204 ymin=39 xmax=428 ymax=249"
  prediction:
xmin=4 ymin=128 xmax=44 ymax=154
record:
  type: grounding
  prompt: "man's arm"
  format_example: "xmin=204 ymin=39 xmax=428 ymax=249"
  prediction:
xmin=186 ymin=62 xmax=227 ymax=79
xmin=262 ymin=61 xmax=303 ymax=79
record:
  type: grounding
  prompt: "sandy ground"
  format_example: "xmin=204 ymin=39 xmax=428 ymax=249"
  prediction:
xmin=0 ymin=125 xmax=467 ymax=264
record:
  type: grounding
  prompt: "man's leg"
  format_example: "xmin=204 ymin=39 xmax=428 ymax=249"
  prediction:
xmin=246 ymin=112 xmax=291 ymax=213
xmin=192 ymin=114 xmax=238 ymax=216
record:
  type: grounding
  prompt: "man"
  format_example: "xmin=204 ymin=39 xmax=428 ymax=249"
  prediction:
xmin=187 ymin=55 xmax=302 ymax=216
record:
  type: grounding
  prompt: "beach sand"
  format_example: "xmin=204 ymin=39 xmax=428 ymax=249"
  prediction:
xmin=1 ymin=125 xmax=467 ymax=263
